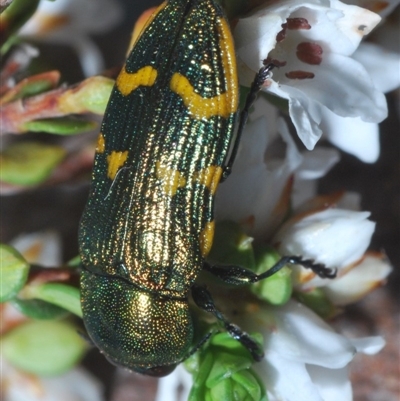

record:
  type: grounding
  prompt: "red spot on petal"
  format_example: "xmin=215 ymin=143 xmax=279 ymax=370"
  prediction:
xmin=276 ymin=23 xmax=287 ymax=42
xmin=285 ymin=71 xmax=315 ymax=79
xmin=287 ymin=18 xmax=311 ymax=30
xmin=296 ymin=42 xmax=323 ymax=65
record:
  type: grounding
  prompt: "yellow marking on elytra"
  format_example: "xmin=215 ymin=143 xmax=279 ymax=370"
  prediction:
xmin=200 ymin=220 xmax=215 ymax=257
xmin=96 ymin=133 xmax=105 ymax=153
xmin=107 ymin=151 xmax=128 ymax=180
xmin=127 ymin=2 xmax=167 ymax=55
xmin=217 ymin=17 xmax=238 ymax=114
xmin=192 ymin=166 xmax=223 ymax=195
xmin=116 ymin=66 xmax=157 ymax=97
xmin=169 ymin=17 xmax=238 ymax=120
xmin=156 ymin=161 xmax=186 ymax=196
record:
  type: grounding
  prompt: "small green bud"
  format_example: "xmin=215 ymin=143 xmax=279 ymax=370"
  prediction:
xmin=252 ymin=245 xmax=292 ymax=305
xmin=187 ymin=332 xmax=267 ymax=401
xmin=2 ymin=320 xmax=87 ymax=376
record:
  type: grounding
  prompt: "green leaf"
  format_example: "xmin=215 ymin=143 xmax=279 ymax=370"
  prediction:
xmin=11 ymin=298 xmax=68 ymax=320
xmin=24 ymin=118 xmax=97 ymax=135
xmin=21 ymin=282 xmax=82 ymax=318
xmin=0 ymin=244 xmax=29 ymax=302
xmin=208 ymin=221 xmax=255 ymax=271
xmin=2 ymin=320 xmax=87 ymax=376
xmin=0 ymin=141 xmax=66 ymax=185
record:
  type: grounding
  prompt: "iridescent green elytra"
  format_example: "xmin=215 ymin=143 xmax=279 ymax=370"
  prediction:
xmin=79 ymin=0 xmax=238 ymax=376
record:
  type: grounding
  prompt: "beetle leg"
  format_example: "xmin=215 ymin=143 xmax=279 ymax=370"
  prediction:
xmin=191 ymin=284 xmax=264 ymax=361
xmin=184 ymin=331 xmax=214 ymax=360
xmin=221 ymin=62 xmax=276 ymax=182
xmin=204 ymin=256 xmax=337 ymax=283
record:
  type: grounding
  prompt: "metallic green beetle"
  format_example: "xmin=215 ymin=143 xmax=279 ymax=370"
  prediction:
xmin=79 ymin=0 xmax=335 ymax=376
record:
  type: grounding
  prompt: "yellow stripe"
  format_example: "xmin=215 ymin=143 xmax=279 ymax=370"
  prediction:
xmin=96 ymin=133 xmax=105 ymax=153
xmin=116 ymin=65 xmax=158 ymax=97
xmin=192 ymin=166 xmax=223 ymax=195
xmin=107 ymin=151 xmax=128 ymax=180
xmin=156 ymin=161 xmax=186 ymax=196
xmin=200 ymin=221 xmax=215 ymax=257
xmin=169 ymin=17 xmax=238 ymax=120
xmin=217 ymin=17 xmax=238 ymax=115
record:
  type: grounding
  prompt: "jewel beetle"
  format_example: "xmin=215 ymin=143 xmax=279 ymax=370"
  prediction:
xmin=79 ymin=0 xmax=336 ymax=376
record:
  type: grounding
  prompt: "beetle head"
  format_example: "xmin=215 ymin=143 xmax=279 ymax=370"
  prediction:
xmin=80 ymin=269 xmax=193 ymax=376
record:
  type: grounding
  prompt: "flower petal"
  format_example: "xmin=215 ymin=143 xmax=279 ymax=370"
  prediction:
xmin=235 ymin=0 xmax=387 ymax=151
xmin=323 ymin=253 xmax=392 ymax=305
xmin=296 ymin=147 xmax=340 ymax=181
xmin=3 ymin=364 xmax=104 ymax=401
xmin=353 ymin=42 xmax=400 ymax=93
xmin=306 ymin=364 xmax=352 ymax=401
xmin=258 ymin=351 xmax=324 ymax=401
xmin=262 ymin=301 xmax=357 ymax=368
xmin=320 ymin=108 xmax=380 ymax=163
xmin=19 ymin=0 xmax=123 ymax=76
xmin=292 ymin=147 xmax=340 ymax=208
xmin=269 ymin=83 xmax=324 ymax=149
xmin=10 ymin=231 xmax=62 ymax=267
xmin=274 ymin=209 xmax=375 ymax=280
xmin=156 ymin=365 xmax=192 ymax=401
xmin=348 ymin=336 xmax=386 ymax=354
xmin=215 ymin=117 xmax=303 ymax=239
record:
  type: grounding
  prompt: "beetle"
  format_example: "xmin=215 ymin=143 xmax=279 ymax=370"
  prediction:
xmin=79 ymin=0 xmax=335 ymax=376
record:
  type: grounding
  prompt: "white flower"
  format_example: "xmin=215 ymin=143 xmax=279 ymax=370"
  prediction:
xmin=216 ymin=116 xmax=301 ymax=239
xmin=320 ymin=42 xmax=400 ymax=162
xmin=154 ymin=301 xmax=385 ymax=401
xmin=19 ymin=0 xmax=123 ymax=76
xmin=216 ymin=116 xmax=340 ymax=240
xmin=10 ymin=231 xmax=62 ymax=267
xmin=353 ymin=42 xmax=400 ymax=95
xmin=319 ymin=110 xmax=380 ymax=162
xmin=273 ymin=208 xmax=376 ymax=288
xmin=234 ymin=0 xmax=388 ymax=156
xmin=254 ymin=300 xmax=385 ymax=401
xmin=348 ymin=0 xmax=400 ymax=18
xmin=292 ymin=146 xmax=340 ymax=208
xmin=323 ymin=252 xmax=392 ymax=305
xmin=155 ymin=364 xmax=192 ymax=401
xmin=2 ymin=363 xmax=104 ymax=401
